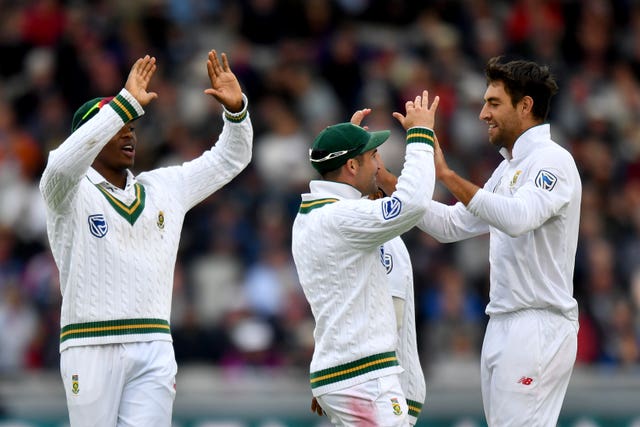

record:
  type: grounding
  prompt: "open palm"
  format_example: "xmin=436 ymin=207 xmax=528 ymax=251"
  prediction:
xmin=204 ymin=50 xmax=243 ymax=112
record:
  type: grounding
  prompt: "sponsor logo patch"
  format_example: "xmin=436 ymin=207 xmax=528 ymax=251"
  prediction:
xmin=535 ymin=169 xmax=557 ymax=191
xmin=382 ymin=197 xmax=402 ymax=220
xmin=510 ymin=170 xmax=522 ymax=188
xmin=380 ymin=246 xmax=393 ymax=274
xmin=88 ymin=214 xmax=108 ymax=238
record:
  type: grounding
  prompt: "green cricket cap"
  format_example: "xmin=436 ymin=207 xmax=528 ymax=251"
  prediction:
xmin=71 ymin=96 xmax=114 ymax=132
xmin=309 ymin=122 xmax=390 ymax=174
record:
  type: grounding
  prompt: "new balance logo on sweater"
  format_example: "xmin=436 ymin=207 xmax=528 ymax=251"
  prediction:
xmin=518 ymin=376 xmax=534 ymax=386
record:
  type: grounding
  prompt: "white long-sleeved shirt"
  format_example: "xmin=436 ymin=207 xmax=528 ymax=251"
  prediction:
xmin=40 ymin=88 xmax=253 ymax=351
xmin=384 ymin=236 xmax=426 ymax=425
xmin=418 ymin=124 xmax=581 ymax=321
xmin=292 ymin=131 xmax=435 ymax=396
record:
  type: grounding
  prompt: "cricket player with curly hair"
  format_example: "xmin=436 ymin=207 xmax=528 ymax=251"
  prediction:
xmin=39 ymin=50 xmax=252 ymax=426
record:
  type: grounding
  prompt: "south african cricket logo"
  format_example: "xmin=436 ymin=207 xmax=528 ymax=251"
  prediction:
xmin=510 ymin=170 xmax=522 ymax=188
xmin=71 ymin=374 xmax=79 ymax=395
xmin=391 ymin=397 xmax=402 ymax=416
xmin=157 ymin=211 xmax=165 ymax=229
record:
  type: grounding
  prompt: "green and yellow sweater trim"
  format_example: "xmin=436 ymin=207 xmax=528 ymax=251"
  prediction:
xmin=407 ymin=399 xmax=423 ymax=418
xmin=224 ymin=95 xmax=249 ymax=123
xmin=310 ymin=351 xmax=399 ymax=389
xmin=225 ymin=108 xmax=248 ymax=123
xmin=109 ymin=94 xmax=141 ymax=124
xmin=60 ymin=318 xmax=170 ymax=343
xmin=95 ymin=183 xmax=146 ymax=225
xmin=298 ymin=198 xmax=338 ymax=214
xmin=406 ymin=127 xmax=435 ymax=147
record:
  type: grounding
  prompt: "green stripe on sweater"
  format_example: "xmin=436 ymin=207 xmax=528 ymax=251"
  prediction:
xmin=310 ymin=351 xmax=399 ymax=388
xmin=407 ymin=399 xmax=423 ymax=418
xmin=60 ymin=318 xmax=170 ymax=342
xmin=298 ymin=198 xmax=338 ymax=214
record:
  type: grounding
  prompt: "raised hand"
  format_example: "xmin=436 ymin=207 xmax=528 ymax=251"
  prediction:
xmin=124 ymin=55 xmax=158 ymax=107
xmin=392 ymin=90 xmax=439 ymax=130
xmin=204 ymin=50 xmax=243 ymax=113
xmin=350 ymin=108 xmax=372 ymax=129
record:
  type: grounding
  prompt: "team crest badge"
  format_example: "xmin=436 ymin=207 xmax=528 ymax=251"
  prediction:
xmin=382 ymin=197 xmax=402 ymax=220
xmin=71 ymin=374 xmax=79 ymax=395
xmin=510 ymin=170 xmax=522 ymax=188
xmin=535 ymin=169 xmax=558 ymax=191
xmin=391 ymin=397 xmax=403 ymax=416
xmin=157 ymin=211 xmax=165 ymax=229
xmin=88 ymin=214 xmax=108 ymax=238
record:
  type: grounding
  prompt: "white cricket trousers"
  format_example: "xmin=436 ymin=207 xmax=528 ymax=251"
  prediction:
xmin=481 ymin=308 xmax=578 ymax=427
xmin=317 ymin=374 xmax=410 ymax=426
xmin=60 ymin=341 xmax=177 ymax=427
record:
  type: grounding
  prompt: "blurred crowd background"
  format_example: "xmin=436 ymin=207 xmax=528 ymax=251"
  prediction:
xmin=1 ymin=0 xmax=640 ymax=389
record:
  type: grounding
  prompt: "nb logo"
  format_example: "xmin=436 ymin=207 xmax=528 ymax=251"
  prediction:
xmin=517 ymin=376 xmax=534 ymax=386
xmin=382 ymin=197 xmax=402 ymax=220
xmin=88 ymin=214 xmax=108 ymax=238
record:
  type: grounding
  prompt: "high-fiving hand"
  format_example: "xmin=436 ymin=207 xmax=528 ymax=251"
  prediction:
xmin=204 ymin=49 xmax=243 ymax=113
xmin=350 ymin=108 xmax=371 ymax=128
xmin=392 ymin=90 xmax=439 ymax=131
xmin=124 ymin=55 xmax=158 ymax=107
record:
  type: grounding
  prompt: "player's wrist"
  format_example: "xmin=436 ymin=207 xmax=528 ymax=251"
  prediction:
xmin=223 ymin=94 xmax=248 ymax=122
xmin=406 ymin=127 xmax=435 ymax=147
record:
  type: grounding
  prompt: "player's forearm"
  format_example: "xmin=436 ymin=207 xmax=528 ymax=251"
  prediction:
xmin=44 ymin=90 xmax=144 ymax=180
xmin=389 ymin=142 xmax=433 ymax=217
xmin=210 ymin=97 xmax=253 ymax=173
xmin=40 ymin=93 xmax=142 ymax=210
xmin=178 ymin=110 xmax=253 ymax=208
xmin=376 ymin=167 xmax=398 ymax=196
xmin=439 ymin=168 xmax=479 ymax=206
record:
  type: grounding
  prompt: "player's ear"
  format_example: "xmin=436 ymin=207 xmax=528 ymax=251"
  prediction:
xmin=520 ymin=96 xmax=533 ymax=115
xmin=346 ymin=158 xmax=358 ymax=174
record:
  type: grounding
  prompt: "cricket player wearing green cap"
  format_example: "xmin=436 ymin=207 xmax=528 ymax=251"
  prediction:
xmin=40 ymin=50 xmax=252 ymax=426
xmin=292 ymin=91 xmax=439 ymax=427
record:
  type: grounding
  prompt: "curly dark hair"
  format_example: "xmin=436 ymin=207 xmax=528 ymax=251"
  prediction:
xmin=485 ymin=56 xmax=558 ymax=121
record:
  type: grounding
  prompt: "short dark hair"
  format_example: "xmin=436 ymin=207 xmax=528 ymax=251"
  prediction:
xmin=320 ymin=153 xmax=364 ymax=180
xmin=485 ymin=56 xmax=558 ymax=121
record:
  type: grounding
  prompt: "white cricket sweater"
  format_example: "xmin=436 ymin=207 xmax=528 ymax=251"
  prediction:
xmin=292 ymin=128 xmax=435 ymax=396
xmin=418 ymin=124 xmax=581 ymax=322
xmin=40 ymin=89 xmax=253 ymax=351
